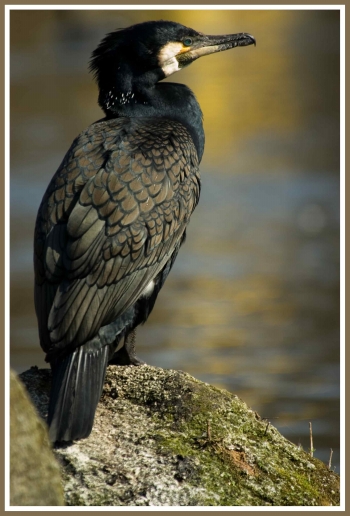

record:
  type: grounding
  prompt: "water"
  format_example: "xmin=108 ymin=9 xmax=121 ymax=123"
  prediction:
xmin=10 ymin=10 xmax=340 ymax=472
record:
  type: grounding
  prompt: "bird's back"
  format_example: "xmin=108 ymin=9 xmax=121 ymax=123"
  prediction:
xmin=34 ymin=116 xmax=201 ymax=363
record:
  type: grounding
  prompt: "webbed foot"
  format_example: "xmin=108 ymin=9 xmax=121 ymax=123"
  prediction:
xmin=109 ymin=329 xmax=145 ymax=366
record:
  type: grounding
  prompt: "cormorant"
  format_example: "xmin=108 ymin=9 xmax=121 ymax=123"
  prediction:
xmin=34 ymin=20 xmax=255 ymax=442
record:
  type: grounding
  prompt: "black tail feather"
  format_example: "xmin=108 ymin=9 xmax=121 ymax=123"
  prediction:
xmin=48 ymin=343 xmax=109 ymax=442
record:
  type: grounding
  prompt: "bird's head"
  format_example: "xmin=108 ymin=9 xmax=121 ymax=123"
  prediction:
xmin=90 ymin=20 xmax=255 ymax=90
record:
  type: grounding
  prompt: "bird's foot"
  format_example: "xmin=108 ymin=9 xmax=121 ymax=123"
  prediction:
xmin=109 ymin=329 xmax=145 ymax=366
xmin=109 ymin=346 xmax=145 ymax=366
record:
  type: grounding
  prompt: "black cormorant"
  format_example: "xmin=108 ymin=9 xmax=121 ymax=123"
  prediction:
xmin=34 ymin=20 xmax=255 ymax=442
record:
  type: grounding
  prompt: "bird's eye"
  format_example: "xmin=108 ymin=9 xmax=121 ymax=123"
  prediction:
xmin=183 ymin=38 xmax=193 ymax=47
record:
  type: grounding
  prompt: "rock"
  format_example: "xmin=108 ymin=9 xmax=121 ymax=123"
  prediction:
xmin=19 ymin=365 xmax=340 ymax=506
xmin=10 ymin=369 xmax=64 ymax=506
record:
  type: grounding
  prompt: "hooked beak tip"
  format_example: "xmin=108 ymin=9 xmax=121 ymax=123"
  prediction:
xmin=240 ymin=33 xmax=256 ymax=47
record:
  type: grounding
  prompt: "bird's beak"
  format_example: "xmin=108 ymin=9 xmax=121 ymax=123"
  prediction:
xmin=178 ymin=32 xmax=256 ymax=65
xmin=160 ymin=32 xmax=255 ymax=77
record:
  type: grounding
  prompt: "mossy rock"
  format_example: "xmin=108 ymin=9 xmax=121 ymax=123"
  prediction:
xmin=10 ymin=369 xmax=64 ymax=506
xmin=19 ymin=365 xmax=339 ymax=506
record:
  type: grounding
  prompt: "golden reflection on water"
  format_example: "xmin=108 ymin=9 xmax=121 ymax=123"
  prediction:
xmin=10 ymin=9 xmax=340 ymax=467
xmin=152 ymin=274 xmax=296 ymax=329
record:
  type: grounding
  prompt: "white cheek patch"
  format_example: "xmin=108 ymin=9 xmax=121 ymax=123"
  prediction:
xmin=158 ymin=42 xmax=184 ymax=77
xmin=161 ymin=57 xmax=180 ymax=77
xmin=158 ymin=42 xmax=184 ymax=64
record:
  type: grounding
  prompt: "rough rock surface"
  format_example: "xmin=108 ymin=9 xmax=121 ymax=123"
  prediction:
xmin=20 ymin=365 xmax=340 ymax=507
xmin=10 ymin=370 xmax=64 ymax=506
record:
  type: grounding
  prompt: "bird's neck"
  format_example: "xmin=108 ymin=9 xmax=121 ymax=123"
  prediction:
xmin=98 ymin=81 xmax=205 ymax=162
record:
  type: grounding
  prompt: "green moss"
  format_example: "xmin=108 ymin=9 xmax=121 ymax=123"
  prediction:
xmin=20 ymin=365 xmax=339 ymax=507
xmin=145 ymin=375 xmax=339 ymax=506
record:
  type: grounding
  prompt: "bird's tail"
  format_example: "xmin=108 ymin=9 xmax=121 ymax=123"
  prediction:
xmin=48 ymin=342 xmax=109 ymax=443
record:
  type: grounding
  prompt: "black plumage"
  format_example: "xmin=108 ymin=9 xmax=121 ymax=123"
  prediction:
xmin=34 ymin=20 xmax=255 ymax=442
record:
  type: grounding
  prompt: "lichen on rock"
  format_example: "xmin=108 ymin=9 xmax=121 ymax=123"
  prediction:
xmin=19 ymin=365 xmax=340 ymax=506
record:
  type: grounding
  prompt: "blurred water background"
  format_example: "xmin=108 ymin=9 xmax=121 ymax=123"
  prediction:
xmin=10 ymin=10 xmax=340 ymax=471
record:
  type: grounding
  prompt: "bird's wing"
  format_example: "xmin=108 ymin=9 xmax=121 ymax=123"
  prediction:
xmin=34 ymin=117 xmax=200 ymax=356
